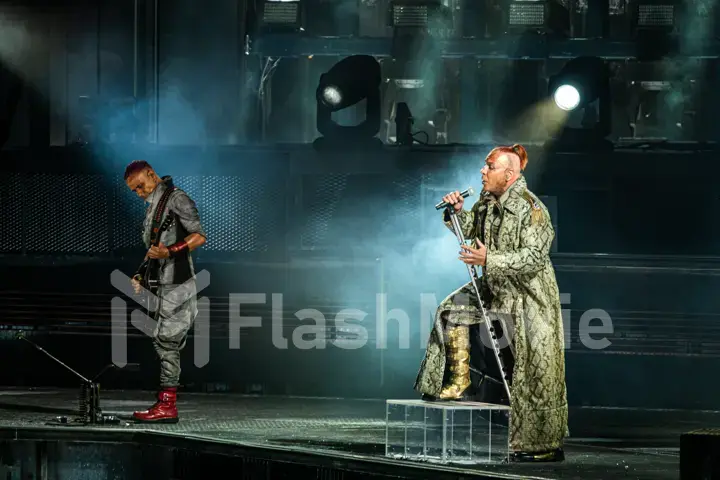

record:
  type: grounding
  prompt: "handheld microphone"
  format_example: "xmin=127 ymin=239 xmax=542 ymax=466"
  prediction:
xmin=435 ymin=187 xmax=475 ymax=210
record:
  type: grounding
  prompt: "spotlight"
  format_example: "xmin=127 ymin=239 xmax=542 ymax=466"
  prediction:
xmin=549 ymin=56 xmax=609 ymax=113
xmin=320 ymin=86 xmax=343 ymax=107
xmin=546 ymin=56 xmax=612 ymax=150
xmin=314 ymin=55 xmax=382 ymax=149
xmin=553 ymin=84 xmax=580 ymax=111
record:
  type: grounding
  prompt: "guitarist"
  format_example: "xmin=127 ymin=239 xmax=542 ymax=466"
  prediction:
xmin=124 ymin=160 xmax=207 ymax=424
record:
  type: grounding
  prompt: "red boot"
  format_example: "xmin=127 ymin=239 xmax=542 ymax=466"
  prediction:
xmin=132 ymin=387 xmax=179 ymax=424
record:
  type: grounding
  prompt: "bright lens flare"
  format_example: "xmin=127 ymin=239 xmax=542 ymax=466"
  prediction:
xmin=553 ymin=84 xmax=580 ymax=111
xmin=322 ymin=86 xmax=342 ymax=106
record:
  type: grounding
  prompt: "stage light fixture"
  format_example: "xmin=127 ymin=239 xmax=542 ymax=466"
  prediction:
xmin=546 ymin=56 xmax=612 ymax=150
xmin=314 ymin=55 xmax=382 ymax=148
xmin=549 ymin=56 xmax=609 ymax=112
xmin=395 ymin=102 xmax=414 ymax=146
xmin=553 ymin=84 xmax=581 ymax=111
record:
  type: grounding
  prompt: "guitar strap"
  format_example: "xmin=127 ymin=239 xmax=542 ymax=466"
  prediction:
xmin=149 ymin=182 xmax=177 ymax=247
xmin=141 ymin=182 xmax=177 ymax=316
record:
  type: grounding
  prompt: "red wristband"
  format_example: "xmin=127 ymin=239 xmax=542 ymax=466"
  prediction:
xmin=167 ymin=241 xmax=189 ymax=258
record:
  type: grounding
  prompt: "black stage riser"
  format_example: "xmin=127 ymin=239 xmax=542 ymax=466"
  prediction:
xmin=681 ymin=429 xmax=720 ymax=480
xmin=0 ymin=435 xmax=510 ymax=480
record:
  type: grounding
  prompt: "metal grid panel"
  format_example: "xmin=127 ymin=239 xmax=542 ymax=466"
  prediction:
xmin=263 ymin=1 xmax=299 ymax=24
xmin=0 ymin=174 xmax=23 ymax=252
xmin=202 ymin=175 xmax=279 ymax=252
xmin=25 ymin=174 xmax=109 ymax=253
xmin=111 ymin=175 xmax=146 ymax=250
xmin=172 ymin=176 xmax=204 ymax=206
xmin=380 ymin=172 xmax=426 ymax=237
xmin=509 ymin=3 xmax=545 ymax=25
xmin=300 ymin=174 xmax=348 ymax=250
xmin=638 ymin=5 xmax=674 ymax=26
xmin=112 ymin=174 xmax=280 ymax=254
xmin=172 ymin=176 xmax=205 ymax=249
xmin=392 ymin=5 xmax=428 ymax=26
xmin=299 ymin=173 xmax=428 ymax=249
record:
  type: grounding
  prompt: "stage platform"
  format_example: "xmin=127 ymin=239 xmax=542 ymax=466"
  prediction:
xmin=0 ymin=388 xmax=700 ymax=479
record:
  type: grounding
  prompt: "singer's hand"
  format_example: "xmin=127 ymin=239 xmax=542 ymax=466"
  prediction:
xmin=442 ymin=191 xmax=464 ymax=212
xmin=459 ymin=239 xmax=487 ymax=266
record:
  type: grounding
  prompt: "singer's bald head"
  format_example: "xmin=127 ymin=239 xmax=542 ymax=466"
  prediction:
xmin=506 ymin=152 xmax=522 ymax=173
xmin=491 ymin=152 xmax=521 ymax=175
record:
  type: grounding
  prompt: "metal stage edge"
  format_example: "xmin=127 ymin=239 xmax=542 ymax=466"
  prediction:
xmin=0 ymin=426 xmax=548 ymax=480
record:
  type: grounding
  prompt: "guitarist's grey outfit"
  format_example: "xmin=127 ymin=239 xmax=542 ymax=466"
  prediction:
xmin=142 ymin=176 xmax=206 ymax=390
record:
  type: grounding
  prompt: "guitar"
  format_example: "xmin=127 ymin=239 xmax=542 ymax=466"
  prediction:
xmin=133 ymin=214 xmax=174 ymax=310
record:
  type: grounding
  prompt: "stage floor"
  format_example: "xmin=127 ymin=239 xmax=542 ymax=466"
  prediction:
xmin=0 ymin=387 xmax=704 ymax=479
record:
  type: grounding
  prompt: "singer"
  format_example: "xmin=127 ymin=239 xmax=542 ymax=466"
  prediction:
xmin=414 ymin=144 xmax=568 ymax=463
xmin=124 ymin=160 xmax=207 ymax=423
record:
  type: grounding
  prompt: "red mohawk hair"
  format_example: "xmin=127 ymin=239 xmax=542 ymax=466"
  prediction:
xmin=486 ymin=144 xmax=528 ymax=171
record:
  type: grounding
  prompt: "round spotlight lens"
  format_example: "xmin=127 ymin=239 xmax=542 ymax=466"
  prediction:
xmin=322 ymin=86 xmax=342 ymax=106
xmin=553 ymin=84 xmax=580 ymax=111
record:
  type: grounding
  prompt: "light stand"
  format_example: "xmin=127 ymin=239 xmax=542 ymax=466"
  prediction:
xmin=17 ymin=332 xmax=138 ymax=426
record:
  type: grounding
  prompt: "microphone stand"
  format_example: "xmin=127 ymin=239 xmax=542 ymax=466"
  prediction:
xmin=17 ymin=333 xmax=138 ymax=426
xmin=445 ymin=206 xmax=513 ymax=403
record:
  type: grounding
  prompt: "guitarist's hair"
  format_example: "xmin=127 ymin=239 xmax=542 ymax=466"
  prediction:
xmin=124 ymin=160 xmax=153 ymax=180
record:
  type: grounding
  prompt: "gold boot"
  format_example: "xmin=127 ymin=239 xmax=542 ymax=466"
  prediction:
xmin=438 ymin=325 xmax=471 ymax=400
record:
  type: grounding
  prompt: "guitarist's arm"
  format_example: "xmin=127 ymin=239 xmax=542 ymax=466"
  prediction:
xmin=175 ymin=232 xmax=206 ymax=252
xmin=147 ymin=190 xmax=207 ymax=259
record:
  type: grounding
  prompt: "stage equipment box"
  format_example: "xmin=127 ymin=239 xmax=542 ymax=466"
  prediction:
xmin=385 ymin=399 xmax=510 ymax=464
xmin=680 ymin=428 xmax=720 ymax=479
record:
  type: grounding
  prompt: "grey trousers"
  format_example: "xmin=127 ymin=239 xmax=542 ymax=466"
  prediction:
xmin=153 ymin=281 xmax=197 ymax=388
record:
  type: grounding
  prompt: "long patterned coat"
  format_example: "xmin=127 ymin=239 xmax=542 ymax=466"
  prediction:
xmin=414 ymin=175 xmax=568 ymax=453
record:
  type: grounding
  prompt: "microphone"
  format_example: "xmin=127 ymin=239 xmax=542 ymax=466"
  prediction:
xmin=435 ymin=187 xmax=475 ymax=210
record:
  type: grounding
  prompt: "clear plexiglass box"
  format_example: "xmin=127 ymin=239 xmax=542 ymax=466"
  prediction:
xmin=385 ymin=399 xmax=510 ymax=464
